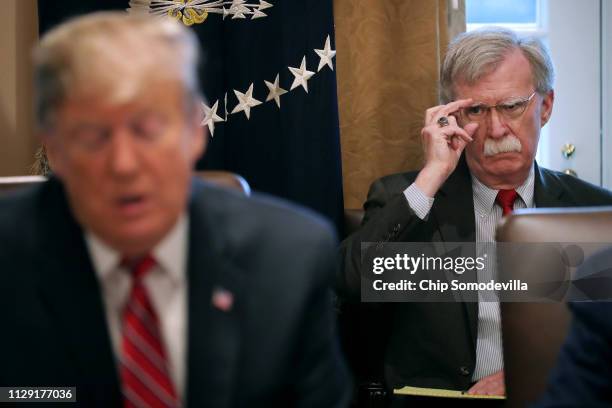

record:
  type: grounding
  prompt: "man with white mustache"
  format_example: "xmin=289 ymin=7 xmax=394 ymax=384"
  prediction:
xmin=339 ymin=27 xmax=612 ymax=404
xmin=483 ymin=135 xmax=522 ymax=157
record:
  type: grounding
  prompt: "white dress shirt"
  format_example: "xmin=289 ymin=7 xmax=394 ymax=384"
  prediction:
xmin=85 ymin=215 xmax=188 ymax=398
xmin=404 ymin=166 xmax=535 ymax=381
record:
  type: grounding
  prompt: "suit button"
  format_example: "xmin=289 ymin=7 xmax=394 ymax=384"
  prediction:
xmin=459 ymin=366 xmax=471 ymax=376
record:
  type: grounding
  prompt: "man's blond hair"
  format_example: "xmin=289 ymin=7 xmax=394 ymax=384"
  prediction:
xmin=34 ymin=11 xmax=201 ymax=129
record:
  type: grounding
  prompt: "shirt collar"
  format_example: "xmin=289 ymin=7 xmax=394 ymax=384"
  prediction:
xmin=471 ymin=164 xmax=535 ymax=216
xmin=85 ymin=214 xmax=189 ymax=285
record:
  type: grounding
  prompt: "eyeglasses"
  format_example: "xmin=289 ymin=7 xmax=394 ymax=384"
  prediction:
xmin=460 ymin=91 xmax=537 ymax=123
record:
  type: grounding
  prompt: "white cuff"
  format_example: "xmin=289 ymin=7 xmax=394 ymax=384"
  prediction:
xmin=403 ymin=183 xmax=435 ymax=220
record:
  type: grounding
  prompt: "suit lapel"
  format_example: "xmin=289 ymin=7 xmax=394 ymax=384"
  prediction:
xmin=36 ymin=179 xmax=121 ymax=407
xmin=534 ymin=163 xmax=567 ymax=207
xmin=432 ymin=157 xmax=477 ymax=243
xmin=431 ymin=157 xmax=479 ymax=348
xmin=185 ymin=181 xmax=244 ymax=408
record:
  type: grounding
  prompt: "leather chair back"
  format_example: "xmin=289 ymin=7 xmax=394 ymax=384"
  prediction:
xmin=194 ymin=170 xmax=251 ymax=195
xmin=0 ymin=171 xmax=251 ymax=196
xmin=344 ymin=208 xmax=365 ymax=237
xmin=0 ymin=176 xmax=46 ymax=193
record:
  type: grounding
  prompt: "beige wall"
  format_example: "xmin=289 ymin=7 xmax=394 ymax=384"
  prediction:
xmin=0 ymin=0 xmax=38 ymax=176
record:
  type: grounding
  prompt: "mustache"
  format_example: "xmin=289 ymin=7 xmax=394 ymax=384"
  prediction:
xmin=483 ymin=135 xmax=522 ymax=157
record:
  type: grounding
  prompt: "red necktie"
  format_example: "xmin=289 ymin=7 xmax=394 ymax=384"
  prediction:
xmin=120 ymin=255 xmax=179 ymax=408
xmin=495 ymin=189 xmax=519 ymax=216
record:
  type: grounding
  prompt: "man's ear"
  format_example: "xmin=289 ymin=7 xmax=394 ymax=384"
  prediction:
xmin=540 ymin=90 xmax=554 ymax=127
xmin=189 ymin=108 xmax=207 ymax=165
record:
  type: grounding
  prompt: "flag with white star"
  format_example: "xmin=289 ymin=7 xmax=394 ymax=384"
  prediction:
xmin=38 ymin=0 xmax=344 ymax=231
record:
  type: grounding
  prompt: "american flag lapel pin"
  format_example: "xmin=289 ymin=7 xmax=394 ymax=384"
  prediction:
xmin=212 ymin=287 xmax=234 ymax=312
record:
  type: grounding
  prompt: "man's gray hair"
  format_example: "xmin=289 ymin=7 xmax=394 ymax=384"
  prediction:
xmin=440 ymin=27 xmax=554 ymax=103
xmin=34 ymin=11 xmax=202 ymax=129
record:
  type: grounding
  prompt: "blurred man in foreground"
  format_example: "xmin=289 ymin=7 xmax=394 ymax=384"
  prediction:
xmin=0 ymin=12 xmax=349 ymax=407
xmin=339 ymin=27 xmax=612 ymax=402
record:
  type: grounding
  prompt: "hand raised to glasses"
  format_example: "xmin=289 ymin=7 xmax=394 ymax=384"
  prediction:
xmin=414 ymin=99 xmax=479 ymax=197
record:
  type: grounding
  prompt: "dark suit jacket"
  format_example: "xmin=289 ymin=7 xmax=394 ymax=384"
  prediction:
xmin=338 ymin=158 xmax=612 ymax=391
xmin=0 ymin=177 xmax=350 ymax=408
xmin=535 ymin=247 xmax=612 ymax=407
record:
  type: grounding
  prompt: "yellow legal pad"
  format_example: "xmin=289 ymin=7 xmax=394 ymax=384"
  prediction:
xmin=394 ymin=386 xmax=506 ymax=400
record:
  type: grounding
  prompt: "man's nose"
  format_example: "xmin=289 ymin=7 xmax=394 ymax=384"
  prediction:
xmin=109 ymin=129 xmax=139 ymax=177
xmin=487 ymin=108 xmax=509 ymax=139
